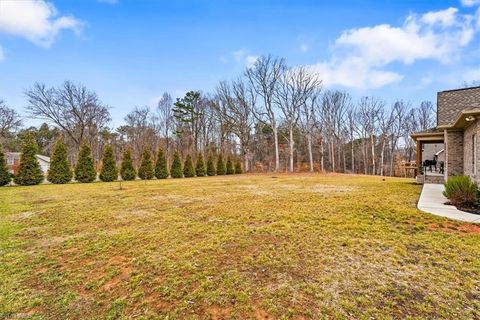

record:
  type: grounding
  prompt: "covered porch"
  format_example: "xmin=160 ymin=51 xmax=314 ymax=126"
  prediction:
xmin=411 ymin=130 xmax=445 ymax=184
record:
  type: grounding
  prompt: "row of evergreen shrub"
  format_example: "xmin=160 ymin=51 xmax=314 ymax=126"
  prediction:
xmin=0 ymin=136 xmax=243 ymax=186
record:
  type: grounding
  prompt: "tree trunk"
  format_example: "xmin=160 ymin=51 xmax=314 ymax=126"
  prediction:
xmin=289 ymin=124 xmax=294 ymax=173
xmin=370 ymin=135 xmax=376 ymax=175
xmin=351 ymin=139 xmax=355 ymax=173
xmin=272 ymin=125 xmax=280 ymax=173
xmin=389 ymin=138 xmax=397 ymax=177
xmin=331 ymin=140 xmax=335 ymax=172
xmin=362 ymin=140 xmax=367 ymax=174
xmin=320 ymin=139 xmax=324 ymax=172
xmin=380 ymin=138 xmax=386 ymax=176
xmin=307 ymin=133 xmax=314 ymax=172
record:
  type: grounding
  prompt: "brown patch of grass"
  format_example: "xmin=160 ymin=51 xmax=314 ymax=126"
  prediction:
xmin=427 ymin=222 xmax=480 ymax=234
xmin=253 ymin=303 xmax=274 ymax=319
xmin=207 ymin=305 xmax=232 ymax=319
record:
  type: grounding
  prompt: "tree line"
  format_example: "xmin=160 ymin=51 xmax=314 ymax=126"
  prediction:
xmin=0 ymin=133 xmax=243 ymax=186
xmin=0 ymin=55 xmax=436 ymax=180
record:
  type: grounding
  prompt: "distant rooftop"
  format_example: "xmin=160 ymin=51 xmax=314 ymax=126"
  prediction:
xmin=6 ymin=152 xmax=50 ymax=163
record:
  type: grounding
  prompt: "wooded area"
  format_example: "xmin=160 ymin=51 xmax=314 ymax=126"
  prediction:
xmin=0 ymin=55 xmax=435 ymax=176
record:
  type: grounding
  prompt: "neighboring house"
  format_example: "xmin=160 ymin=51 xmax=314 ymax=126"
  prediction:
xmin=6 ymin=152 xmax=50 ymax=175
xmin=411 ymin=86 xmax=480 ymax=183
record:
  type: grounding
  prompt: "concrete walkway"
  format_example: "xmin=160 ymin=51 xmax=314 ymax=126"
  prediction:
xmin=418 ymin=184 xmax=480 ymax=223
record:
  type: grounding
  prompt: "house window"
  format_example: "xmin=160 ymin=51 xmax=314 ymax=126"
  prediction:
xmin=473 ymin=134 xmax=477 ymax=176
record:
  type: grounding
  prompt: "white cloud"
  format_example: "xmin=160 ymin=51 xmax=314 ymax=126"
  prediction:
xmin=0 ymin=0 xmax=83 ymax=48
xmin=245 ymin=55 xmax=259 ymax=68
xmin=461 ymin=0 xmax=480 ymax=7
xmin=232 ymin=50 xmax=258 ymax=68
xmin=300 ymin=43 xmax=309 ymax=53
xmin=310 ymin=6 xmax=479 ymax=89
xmin=421 ymin=7 xmax=459 ymax=27
xmin=477 ymin=7 xmax=480 ymax=29
xmin=310 ymin=58 xmax=404 ymax=89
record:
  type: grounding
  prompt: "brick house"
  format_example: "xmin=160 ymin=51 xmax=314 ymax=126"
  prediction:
xmin=411 ymin=86 xmax=480 ymax=183
xmin=6 ymin=152 xmax=50 ymax=175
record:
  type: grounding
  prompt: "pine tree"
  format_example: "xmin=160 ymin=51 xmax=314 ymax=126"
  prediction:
xmin=226 ymin=155 xmax=234 ymax=175
xmin=235 ymin=158 xmax=243 ymax=174
xmin=74 ymin=143 xmax=96 ymax=183
xmin=47 ymin=139 xmax=72 ymax=184
xmin=120 ymin=148 xmax=136 ymax=181
xmin=216 ymin=154 xmax=226 ymax=175
xmin=155 ymin=148 xmax=169 ymax=179
xmin=138 ymin=147 xmax=154 ymax=180
xmin=183 ymin=154 xmax=195 ymax=177
xmin=195 ymin=152 xmax=205 ymax=177
xmin=207 ymin=153 xmax=216 ymax=176
xmin=99 ymin=145 xmax=118 ymax=182
xmin=14 ymin=134 xmax=44 ymax=186
xmin=0 ymin=145 xmax=11 ymax=186
xmin=170 ymin=151 xmax=183 ymax=178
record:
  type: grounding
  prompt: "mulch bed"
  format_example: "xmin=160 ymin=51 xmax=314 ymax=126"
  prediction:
xmin=445 ymin=203 xmax=480 ymax=215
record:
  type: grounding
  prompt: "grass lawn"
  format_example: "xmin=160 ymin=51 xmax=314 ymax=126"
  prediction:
xmin=1 ymin=174 xmax=479 ymax=319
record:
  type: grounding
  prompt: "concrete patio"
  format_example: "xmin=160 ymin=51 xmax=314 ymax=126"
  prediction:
xmin=418 ymin=184 xmax=480 ymax=223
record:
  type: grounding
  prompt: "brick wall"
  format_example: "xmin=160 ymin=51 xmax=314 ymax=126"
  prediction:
xmin=463 ymin=120 xmax=480 ymax=183
xmin=445 ymin=130 xmax=463 ymax=177
xmin=437 ymin=87 xmax=480 ymax=126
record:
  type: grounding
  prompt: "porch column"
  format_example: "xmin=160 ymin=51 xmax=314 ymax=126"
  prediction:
xmin=444 ymin=129 xmax=448 ymax=180
xmin=416 ymin=140 xmax=422 ymax=176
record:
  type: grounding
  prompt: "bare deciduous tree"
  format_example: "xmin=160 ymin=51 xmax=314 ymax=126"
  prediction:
xmin=154 ymin=92 xmax=174 ymax=156
xmin=216 ymin=79 xmax=256 ymax=171
xmin=321 ymin=90 xmax=351 ymax=172
xmin=25 ymin=81 xmax=110 ymax=153
xmin=245 ymin=55 xmax=286 ymax=172
xmin=275 ymin=66 xmax=321 ymax=172
xmin=0 ymin=100 xmax=22 ymax=143
xmin=123 ymin=106 xmax=156 ymax=163
xmin=300 ymin=85 xmax=322 ymax=172
xmin=417 ymin=101 xmax=435 ymax=131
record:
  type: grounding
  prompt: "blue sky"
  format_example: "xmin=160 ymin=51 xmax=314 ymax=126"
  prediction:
xmin=1 ymin=0 xmax=480 ymax=126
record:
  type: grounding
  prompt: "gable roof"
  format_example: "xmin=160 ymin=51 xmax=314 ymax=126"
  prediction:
xmin=6 ymin=152 xmax=50 ymax=163
xmin=437 ymin=108 xmax=480 ymax=130
xmin=36 ymin=155 xmax=50 ymax=163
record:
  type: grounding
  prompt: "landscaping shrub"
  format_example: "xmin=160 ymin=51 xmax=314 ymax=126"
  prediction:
xmin=195 ymin=152 xmax=205 ymax=177
xmin=443 ymin=175 xmax=477 ymax=206
xmin=99 ymin=145 xmax=118 ymax=182
xmin=47 ymin=139 xmax=72 ymax=184
xmin=207 ymin=154 xmax=216 ymax=176
xmin=138 ymin=147 xmax=154 ymax=180
xmin=75 ymin=143 xmax=97 ymax=183
xmin=216 ymin=154 xmax=226 ymax=175
xmin=235 ymin=158 xmax=243 ymax=174
xmin=171 ymin=151 xmax=183 ymax=178
xmin=183 ymin=154 xmax=195 ymax=177
xmin=226 ymin=155 xmax=234 ymax=175
xmin=476 ymin=189 xmax=480 ymax=208
xmin=0 ymin=145 xmax=11 ymax=186
xmin=14 ymin=134 xmax=44 ymax=186
xmin=155 ymin=148 xmax=169 ymax=179
xmin=120 ymin=148 xmax=136 ymax=181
